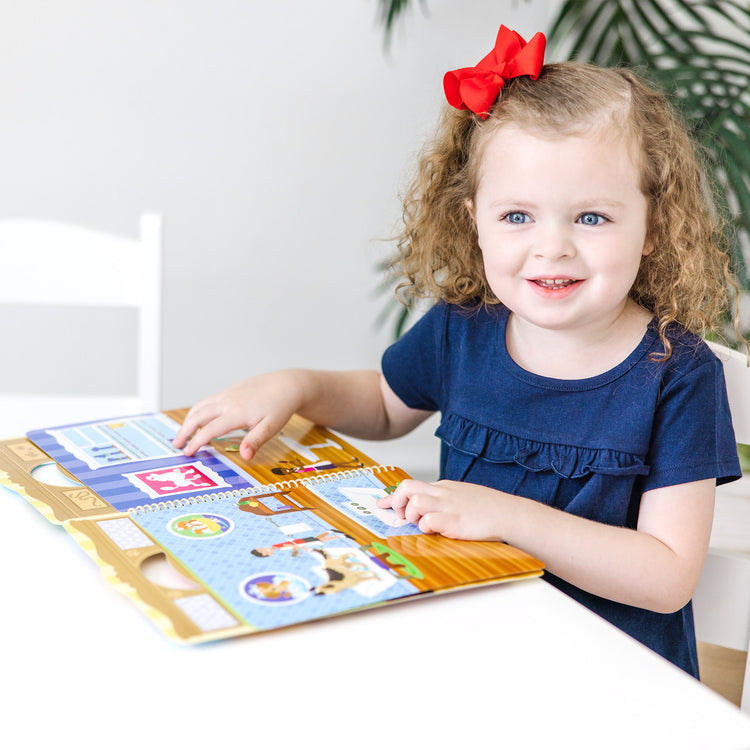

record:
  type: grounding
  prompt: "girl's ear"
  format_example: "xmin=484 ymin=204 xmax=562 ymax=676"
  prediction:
xmin=465 ymin=198 xmax=476 ymax=222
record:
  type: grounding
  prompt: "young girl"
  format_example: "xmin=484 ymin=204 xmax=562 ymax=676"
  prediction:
xmin=174 ymin=26 xmax=742 ymax=677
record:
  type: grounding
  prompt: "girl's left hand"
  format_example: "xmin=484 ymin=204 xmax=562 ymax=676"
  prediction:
xmin=378 ymin=479 xmax=505 ymax=541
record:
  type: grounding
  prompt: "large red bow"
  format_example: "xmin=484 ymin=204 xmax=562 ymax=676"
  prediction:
xmin=443 ymin=25 xmax=546 ymax=119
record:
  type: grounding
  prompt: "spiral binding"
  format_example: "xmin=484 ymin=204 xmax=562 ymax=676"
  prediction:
xmin=128 ymin=465 xmax=391 ymax=515
xmin=272 ymin=466 xmax=376 ymax=490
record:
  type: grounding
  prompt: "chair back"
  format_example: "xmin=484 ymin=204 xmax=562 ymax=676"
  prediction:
xmin=0 ymin=214 xmax=162 ymax=436
xmin=706 ymin=340 xmax=750 ymax=445
xmin=694 ymin=340 xmax=750 ymax=711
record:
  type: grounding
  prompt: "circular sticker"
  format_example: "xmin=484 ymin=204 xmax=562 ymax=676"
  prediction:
xmin=168 ymin=513 xmax=234 ymax=539
xmin=240 ymin=572 xmax=310 ymax=606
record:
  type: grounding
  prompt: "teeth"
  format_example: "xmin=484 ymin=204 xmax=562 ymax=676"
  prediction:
xmin=537 ymin=278 xmax=572 ymax=287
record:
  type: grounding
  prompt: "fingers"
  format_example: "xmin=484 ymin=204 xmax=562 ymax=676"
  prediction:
xmin=173 ymin=398 xmax=241 ymax=456
xmin=173 ymin=396 xmax=217 ymax=443
xmin=417 ymin=511 xmax=450 ymax=536
xmin=173 ymin=409 xmax=210 ymax=455
xmin=173 ymin=372 xmax=302 ymax=458
xmin=377 ymin=479 xmax=413 ymax=517
xmin=239 ymin=418 xmax=279 ymax=462
xmin=375 ymin=479 xmax=487 ymax=539
xmin=173 ymin=394 xmax=287 ymax=461
xmin=379 ymin=479 xmax=439 ymax=525
xmin=172 ymin=415 xmax=197 ymax=449
xmin=182 ymin=417 xmax=235 ymax=456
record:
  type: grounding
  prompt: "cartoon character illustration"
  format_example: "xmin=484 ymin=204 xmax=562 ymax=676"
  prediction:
xmin=241 ymin=572 xmax=311 ymax=605
xmin=253 ymin=579 xmax=294 ymax=600
xmin=270 ymin=456 xmax=364 ymax=476
xmin=251 ymin=530 xmax=350 ymax=557
xmin=308 ymin=549 xmax=380 ymax=596
xmin=169 ymin=512 xmax=233 ymax=539
xmin=175 ymin=516 xmax=222 ymax=536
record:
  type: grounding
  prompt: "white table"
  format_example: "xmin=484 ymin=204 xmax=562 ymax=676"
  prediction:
xmin=3 ymin=480 xmax=750 ymax=749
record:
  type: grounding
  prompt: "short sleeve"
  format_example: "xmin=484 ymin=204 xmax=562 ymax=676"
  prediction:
xmin=381 ymin=302 xmax=447 ymax=412
xmin=643 ymin=357 xmax=741 ymax=491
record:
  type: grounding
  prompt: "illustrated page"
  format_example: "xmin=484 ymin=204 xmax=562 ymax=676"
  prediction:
xmin=129 ymin=469 xmax=423 ymax=630
xmin=28 ymin=414 xmax=261 ymax=512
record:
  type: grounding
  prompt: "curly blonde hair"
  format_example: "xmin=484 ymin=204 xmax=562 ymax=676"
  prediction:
xmin=391 ymin=62 xmax=739 ymax=357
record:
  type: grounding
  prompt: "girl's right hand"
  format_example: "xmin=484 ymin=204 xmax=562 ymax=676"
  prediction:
xmin=172 ymin=370 xmax=304 ymax=461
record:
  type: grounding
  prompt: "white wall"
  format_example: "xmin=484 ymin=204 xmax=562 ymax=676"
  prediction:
xmin=0 ymin=0 xmax=556 ymax=473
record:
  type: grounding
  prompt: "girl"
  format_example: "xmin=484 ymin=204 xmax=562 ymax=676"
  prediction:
xmin=174 ymin=26 xmax=742 ymax=677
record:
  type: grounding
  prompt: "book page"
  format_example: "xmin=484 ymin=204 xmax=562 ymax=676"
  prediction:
xmin=129 ymin=468 xmax=422 ymax=631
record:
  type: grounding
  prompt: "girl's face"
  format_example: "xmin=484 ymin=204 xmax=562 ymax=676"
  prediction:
xmin=470 ymin=123 xmax=650 ymax=340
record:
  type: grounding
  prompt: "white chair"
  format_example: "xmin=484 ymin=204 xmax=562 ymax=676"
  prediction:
xmin=694 ymin=340 xmax=750 ymax=710
xmin=0 ymin=214 xmax=162 ymax=437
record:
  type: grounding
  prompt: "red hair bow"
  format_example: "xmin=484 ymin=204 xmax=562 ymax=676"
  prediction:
xmin=443 ymin=25 xmax=546 ymax=119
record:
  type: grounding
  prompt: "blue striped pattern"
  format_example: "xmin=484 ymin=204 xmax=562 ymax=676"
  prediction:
xmin=28 ymin=420 xmax=257 ymax=513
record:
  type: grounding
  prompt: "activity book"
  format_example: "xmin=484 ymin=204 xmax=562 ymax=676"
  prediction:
xmin=0 ymin=410 xmax=544 ymax=643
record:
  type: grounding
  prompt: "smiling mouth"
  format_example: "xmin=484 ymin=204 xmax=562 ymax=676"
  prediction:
xmin=532 ymin=278 xmax=580 ymax=289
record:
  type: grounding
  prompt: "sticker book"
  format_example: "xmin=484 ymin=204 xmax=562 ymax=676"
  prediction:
xmin=0 ymin=410 xmax=544 ymax=643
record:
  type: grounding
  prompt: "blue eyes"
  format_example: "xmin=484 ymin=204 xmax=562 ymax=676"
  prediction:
xmin=501 ymin=212 xmax=607 ymax=225
xmin=578 ymin=213 xmax=606 ymax=226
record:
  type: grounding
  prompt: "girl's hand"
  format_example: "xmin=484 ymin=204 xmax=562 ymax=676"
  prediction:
xmin=173 ymin=369 xmax=430 ymax=462
xmin=378 ymin=479 xmax=506 ymax=540
xmin=173 ymin=371 xmax=304 ymax=460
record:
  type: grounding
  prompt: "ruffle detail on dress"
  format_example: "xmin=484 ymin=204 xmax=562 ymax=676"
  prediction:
xmin=436 ymin=413 xmax=650 ymax=480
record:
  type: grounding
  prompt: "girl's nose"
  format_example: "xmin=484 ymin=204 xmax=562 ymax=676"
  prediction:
xmin=534 ymin=230 xmax=576 ymax=261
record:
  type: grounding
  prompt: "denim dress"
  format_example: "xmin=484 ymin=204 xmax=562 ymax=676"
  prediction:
xmin=382 ymin=302 xmax=741 ymax=676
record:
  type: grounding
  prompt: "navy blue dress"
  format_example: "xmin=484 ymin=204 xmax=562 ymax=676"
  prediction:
xmin=381 ymin=302 xmax=741 ymax=676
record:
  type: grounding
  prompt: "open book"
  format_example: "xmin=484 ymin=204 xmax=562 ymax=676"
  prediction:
xmin=0 ymin=409 xmax=544 ymax=643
